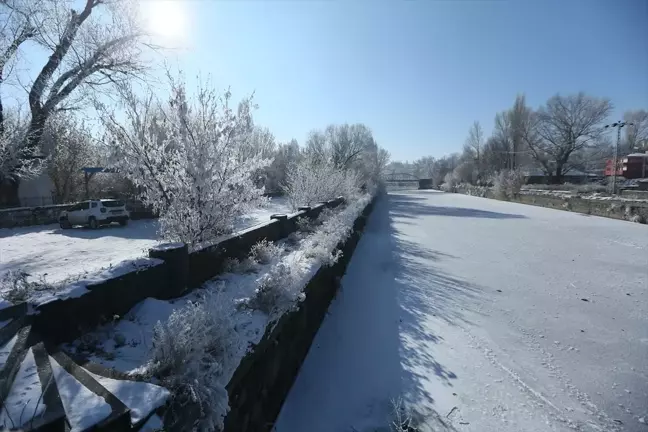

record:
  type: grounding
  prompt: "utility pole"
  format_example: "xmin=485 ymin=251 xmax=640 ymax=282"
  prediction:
xmin=604 ymin=121 xmax=634 ymax=194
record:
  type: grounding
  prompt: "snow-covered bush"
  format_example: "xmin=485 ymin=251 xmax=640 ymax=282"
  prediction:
xmin=148 ymin=290 xmax=239 ymax=431
xmin=441 ymin=172 xmax=458 ymax=192
xmin=301 ymin=195 xmax=370 ymax=267
xmin=249 ymin=239 xmax=282 ymax=265
xmin=493 ymin=169 xmax=525 ymax=199
xmin=284 ymin=156 xmax=360 ymax=210
xmin=100 ymin=78 xmax=271 ymax=247
xmin=247 ymin=263 xmax=296 ymax=316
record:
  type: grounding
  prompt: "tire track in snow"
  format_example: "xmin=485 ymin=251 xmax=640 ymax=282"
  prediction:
xmin=460 ymin=325 xmax=622 ymax=432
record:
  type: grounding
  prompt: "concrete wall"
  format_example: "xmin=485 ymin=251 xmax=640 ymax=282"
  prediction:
xmin=456 ymin=187 xmax=648 ymax=224
xmin=30 ymin=198 xmax=346 ymax=345
xmin=223 ymin=195 xmax=377 ymax=432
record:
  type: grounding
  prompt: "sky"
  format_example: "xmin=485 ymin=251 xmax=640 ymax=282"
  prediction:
xmin=8 ymin=0 xmax=648 ymax=162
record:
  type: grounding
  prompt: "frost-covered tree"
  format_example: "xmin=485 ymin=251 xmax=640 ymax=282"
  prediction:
xmin=100 ymin=78 xmax=271 ymax=246
xmin=0 ymin=110 xmax=45 ymax=191
xmin=264 ymin=139 xmax=300 ymax=193
xmin=284 ymin=154 xmax=360 ymax=210
xmin=43 ymin=113 xmax=94 ymax=203
xmin=0 ymin=0 xmax=147 ymax=205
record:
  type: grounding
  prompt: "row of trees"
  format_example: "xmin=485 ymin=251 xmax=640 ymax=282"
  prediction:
xmin=0 ymin=0 xmax=389 ymax=242
xmin=389 ymin=94 xmax=647 ymax=186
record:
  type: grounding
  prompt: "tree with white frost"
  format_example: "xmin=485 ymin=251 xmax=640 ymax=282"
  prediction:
xmin=100 ymin=79 xmax=271 ymax=246
xmin=284 ymin=154 xmax=360 ymax=210
xmin=0 ymin=110 xmax=45 ymax=198
xmin=0 ymin=0 xmax=147 ymax=205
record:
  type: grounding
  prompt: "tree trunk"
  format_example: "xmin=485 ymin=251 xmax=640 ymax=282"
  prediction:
xmin=26 ymin=108 xmax=48 ymax=151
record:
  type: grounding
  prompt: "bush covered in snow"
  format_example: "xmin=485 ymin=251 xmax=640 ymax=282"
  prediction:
xmin=247 ymin=263 xmax=298 ymax=316
xmin=492 ymin=169 xmax=525 ymax=200
xmin=284 ymin=156 xmax=360 ymax=210
xmin=100 ymin=78 xmax=271 ymax=247
xmin=148 ymin=290 xmax=240 ymax=431
xmin=440 ymin=172 xmax=458 ymax=192
xmin=0 ymin=270 xmax=56 ymax=304
xmin=249 ymin=239 xmax=282 ymax=265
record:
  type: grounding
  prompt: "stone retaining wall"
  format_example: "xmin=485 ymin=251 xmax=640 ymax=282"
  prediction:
xmin=30 ymin=198 xmax=345 ymax=345
xmin=223 ymin=195 xmax=377 ymax=431
xmin=456 ymin=188 xmax=648 ymax=224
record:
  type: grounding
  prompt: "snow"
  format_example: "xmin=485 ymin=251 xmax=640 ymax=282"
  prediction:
xmin=0 ymin=349 xmax=45 ymax=430
xmin=85 ymin=369 xmax=170 ymax=424
xmin=49 ymin=355 xmax=112 ymax=432
xmin=0 ymin=197 xmax=290 ymax=286
xmin=140 ymin=414 xmax=164 ymax=430
xmin=0 ymin=333 xmax=17 ymax=369
xmin=276 ymin=191 xmax=648 ymax=432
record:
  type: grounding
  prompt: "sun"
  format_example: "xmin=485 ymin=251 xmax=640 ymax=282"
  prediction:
xmin=141 ymin=0 xmax=188 ymax=43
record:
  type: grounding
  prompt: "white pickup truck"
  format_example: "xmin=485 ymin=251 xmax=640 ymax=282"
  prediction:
xmin=59 ymin=199 xmax=130 ymax=229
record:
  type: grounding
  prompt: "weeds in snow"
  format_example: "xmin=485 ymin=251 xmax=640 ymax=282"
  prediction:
xmin=0 ymin=270 xmax=56 ymax=304
xmin=389 ymin=397 xmax=419 ymax=432
xmin=247 ymin=263 xmax=297 ymax=316
xmin=249 ymin=239 xmax=282 ymax=265
xmin=223 ymin=257 xmax=257 ymax=274
xmin=148 ymin=290 xmax=240 ymax=431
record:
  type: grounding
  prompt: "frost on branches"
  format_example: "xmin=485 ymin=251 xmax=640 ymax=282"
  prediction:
xmin=0 ymin=113 xmax=46 ymax=183
xmin=101 ymin=79 xmax=272 ymax=247
xmin=284 ymin=155 xmax=360 ymax=210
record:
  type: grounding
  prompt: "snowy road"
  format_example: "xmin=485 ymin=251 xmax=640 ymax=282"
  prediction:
xmin=276 ymin=191 xmax=648 ymax=432
xmin=0 ymin=197 xmax=290 ymax=284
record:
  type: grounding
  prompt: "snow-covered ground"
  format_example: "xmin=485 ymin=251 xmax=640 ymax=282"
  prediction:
xmin=0 ymin=197 xmax=290 ymax=285
xmin=275 ymin=191 xmax=648 ymax=432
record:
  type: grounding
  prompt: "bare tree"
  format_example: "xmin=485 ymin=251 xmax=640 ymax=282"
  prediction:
xmin=464 ymin=121 xmax=483 ymax=181
xmin=508 ymin=94 xmax=529 ymax=170
xmin=623 ymin=109 xmax=648 ymax=153
xmin=0 ymin=0 xmax=148 ymax=205
xmin=528 ymin=93 xmax=612 ymax=183
xmin=482 ymin=136 xmax=509 ymax=177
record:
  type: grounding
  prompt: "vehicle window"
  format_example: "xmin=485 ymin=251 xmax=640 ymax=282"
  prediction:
xmin=79 ymin=202 xmax=90 ymax=210
xmin=102 ymin=200 xmax=125 ymax=207
xmin=91 ymin=202 xmax=98 ymax=208
xmin=68 ymin=204 xmax=80 ymax=211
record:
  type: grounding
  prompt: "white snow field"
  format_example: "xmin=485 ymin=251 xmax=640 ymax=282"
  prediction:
xmin=275 ymin=191 xmax=648 ymax=432
xmin=0 ymin=197 xmax=290 ymax=284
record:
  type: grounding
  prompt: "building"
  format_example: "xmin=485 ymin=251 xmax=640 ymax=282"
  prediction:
xmin=605 ymin=152 xmax=648 ymax=179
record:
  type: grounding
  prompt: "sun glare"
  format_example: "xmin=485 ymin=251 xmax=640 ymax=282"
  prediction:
xmin=141 ymin=0 xmax=188 ymax=44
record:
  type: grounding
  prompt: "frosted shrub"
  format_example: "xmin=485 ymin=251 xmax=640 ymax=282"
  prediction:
xmin=249 ymin=239 xmax=282 ymax=265
xmin=101 ymin=78 xmax=271 ymax=247
xmin=296 ymin=216 xmax=316 ymax=233
xmin=493 ymin=169 xmax=525 ymax=199
xmin=223 ymin=257 xmax=257 ymax=274
xmin=441 ymin=172 xmax=458 ymax=192
xmin=247 ymin=263 xmax=297 ymax=317
xmin=149 ymin=291 xmax=239 ymax=431
xmin=284 ymin=157 xmax=360 ymax=210
xmin=0 ymin=271 xmax=55 ymax=304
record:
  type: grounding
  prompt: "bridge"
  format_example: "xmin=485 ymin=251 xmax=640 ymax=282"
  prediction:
xmin=383 ymin=172 xmax=433 ymax=189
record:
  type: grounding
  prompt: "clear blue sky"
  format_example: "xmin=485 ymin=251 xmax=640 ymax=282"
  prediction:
xmin=165 ymin=0 xmax=646 ymax=162
xmin=7 ymin=0 xmax=648 ymax=162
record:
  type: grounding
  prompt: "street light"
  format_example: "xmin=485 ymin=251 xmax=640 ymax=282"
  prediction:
xmin=604 ymin=121 xmax=634 ymax=194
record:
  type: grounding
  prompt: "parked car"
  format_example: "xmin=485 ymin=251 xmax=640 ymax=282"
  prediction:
xmin=59 ymin=199 xmax=130 ymax=229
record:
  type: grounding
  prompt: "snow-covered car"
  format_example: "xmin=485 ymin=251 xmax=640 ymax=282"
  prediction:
xmin=59 ymin=199 xmax=130 ymax=229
